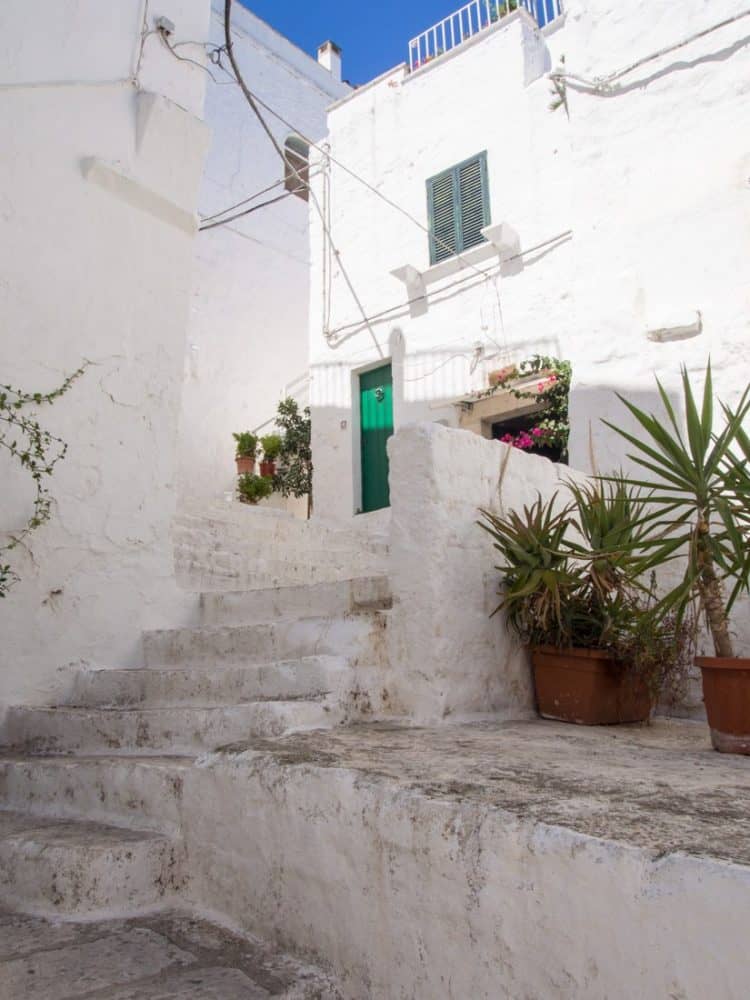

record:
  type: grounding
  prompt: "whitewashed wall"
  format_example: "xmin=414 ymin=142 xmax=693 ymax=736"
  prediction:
xmin=0 ymin=0 xmax=211 ymax=709
xmin=308 ymin=0 xmax=750 ymax=520
xmin=177 ymin=2 xmax=349 ymax=504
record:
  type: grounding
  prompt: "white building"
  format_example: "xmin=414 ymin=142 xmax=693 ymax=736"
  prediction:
xmin=177 ymin=3 xmax=349 ymax=504
xmin=0 ymin=0 xmax=212 ymax=709
xmin=0 ymin=0 xmax=352 ymax=710
xmin=308 ymin=0 xmax=750 ymax=521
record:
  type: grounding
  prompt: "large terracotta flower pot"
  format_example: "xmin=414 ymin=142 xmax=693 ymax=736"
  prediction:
xmin=236 ymin=455 xmax=255 ymax=475
xmin=531 ymin=646 xmax=653 ymax=725
xmin=259 ymin=460 xmax=276 ymax=478
xmin=696 ymin=657 xmax=750 ymax=755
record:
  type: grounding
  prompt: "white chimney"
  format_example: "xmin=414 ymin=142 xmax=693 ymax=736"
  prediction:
xmin=318 ymin=40 xmax=342 ymax=82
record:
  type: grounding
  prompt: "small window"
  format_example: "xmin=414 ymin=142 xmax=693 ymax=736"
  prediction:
xmin=426 ymin=152 xmax=490 ymax=264
xmin=284 ymin=136 xmax=309 ymax=202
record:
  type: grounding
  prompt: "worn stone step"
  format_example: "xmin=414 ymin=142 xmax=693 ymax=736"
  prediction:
xmin=0 ymin=811 xmax=181 ymax=918
xmin=2 ymin=700 xmax=339 ymax=755
xmin=62 ymin=655 xmax=349 ymax=708
xmin=199 ymin=576 xmax=391 ymax=626
xmin=175 ymin=506 xmax=389 ymax=546
xmin=142 ymin=612 xmax=389 ymax=669
xmin=0 ymin=755 xmax=190 ymax=834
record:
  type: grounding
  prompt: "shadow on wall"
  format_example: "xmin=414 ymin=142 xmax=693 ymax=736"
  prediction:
xmin=568 ymin=384 xmax=684 ymax=477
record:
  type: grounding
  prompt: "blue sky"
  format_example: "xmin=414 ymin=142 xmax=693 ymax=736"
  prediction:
xmin=239 ymin=1 xmax=463 ymax=84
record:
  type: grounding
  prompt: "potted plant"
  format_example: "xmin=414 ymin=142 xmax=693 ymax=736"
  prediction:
xmin=479 ymin=479 xmax=690 ymax=725
xmin=233 ymin=432 xmax=258 ymax=475
xmin=237 ymin=472 xmax=273 ymax=506
xmin=605 ymin=362 xmax=750 ymax=753
xmin=259 ymin=433 xmax=282 ymax=478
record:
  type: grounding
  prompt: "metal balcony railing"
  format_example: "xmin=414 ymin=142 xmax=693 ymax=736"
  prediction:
xmin=408 ymin=0 xmax=563 ymax=71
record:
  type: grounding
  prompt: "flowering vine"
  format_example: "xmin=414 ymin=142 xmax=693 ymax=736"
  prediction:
xmin=478 ymin=355 xmax=571 ymax=459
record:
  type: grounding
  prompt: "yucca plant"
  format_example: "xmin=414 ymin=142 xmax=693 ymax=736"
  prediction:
xmin=603 ymin=362 xmax=750 ymax=658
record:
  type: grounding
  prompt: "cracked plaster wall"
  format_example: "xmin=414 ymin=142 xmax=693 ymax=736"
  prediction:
xmin=308 ymin=0 xmax=750 ymax=541
xmin=0 ymin=0 xmax=212 ymax=709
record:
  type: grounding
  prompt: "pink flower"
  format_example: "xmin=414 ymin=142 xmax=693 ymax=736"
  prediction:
xmin=531 ymin=427 xmax=543 ymax=438
xmin=501 ymin=433 xmax=514 ymax=443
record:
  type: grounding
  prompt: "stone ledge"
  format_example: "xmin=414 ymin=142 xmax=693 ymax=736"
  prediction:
xmin=213 ymin=717 xmax=750 ymax=867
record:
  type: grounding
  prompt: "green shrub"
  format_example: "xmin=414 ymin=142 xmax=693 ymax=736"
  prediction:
xmin=260 ymin=433 xmax=283 ymax=461
xmin=232 ymin=431 xmax=258 ymax=458
xmin=237 ymin=473 xmax=273 ymax=505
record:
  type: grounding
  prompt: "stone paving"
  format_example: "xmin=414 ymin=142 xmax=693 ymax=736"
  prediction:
xmin=0 ymin=907 xmax=340 ymax=999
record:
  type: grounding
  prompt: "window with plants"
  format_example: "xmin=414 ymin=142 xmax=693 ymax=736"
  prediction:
xmin=482 ymin=355 xmax=571 ymax=462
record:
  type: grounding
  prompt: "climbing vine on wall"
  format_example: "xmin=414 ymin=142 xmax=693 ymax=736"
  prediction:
xmin=0 ymin=364 xmax=87 ymax=597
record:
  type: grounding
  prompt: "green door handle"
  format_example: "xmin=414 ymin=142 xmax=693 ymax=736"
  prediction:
xmin=374 ymin=387 xmax=385 ymax=402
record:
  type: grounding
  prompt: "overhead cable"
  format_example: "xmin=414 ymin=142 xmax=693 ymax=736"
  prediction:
xmin=551 ymin=9 xmax=750 ymax=92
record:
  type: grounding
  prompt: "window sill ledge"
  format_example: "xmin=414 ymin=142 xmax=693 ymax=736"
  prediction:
xmin=390 ymin=223 xmax=520 ymax=298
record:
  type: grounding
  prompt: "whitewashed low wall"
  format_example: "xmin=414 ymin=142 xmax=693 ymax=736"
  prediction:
xmin=387 ymin=423 xmax=586 ymax=722
xmin=185 ymin=745 xmax=750 ymax=1000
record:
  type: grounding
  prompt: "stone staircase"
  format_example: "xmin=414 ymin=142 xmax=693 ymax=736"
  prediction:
xmin=173 ymin=503 xmax=389 ymax=591
xmin=0 ymin=504 xmax=393 ymax=953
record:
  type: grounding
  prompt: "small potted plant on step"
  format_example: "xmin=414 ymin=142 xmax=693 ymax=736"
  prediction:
xmin=233 ymin=432 xmax=258 ymax=475
xmin=605 ymin=362 xmax=750 ymax=753
xmin=479 ymin=478 xmax=690 ymax=725
xmin=259 ymin=433 xmax=282 ymax=478
xmin=237 ymin=472 xmax=273 ymax=506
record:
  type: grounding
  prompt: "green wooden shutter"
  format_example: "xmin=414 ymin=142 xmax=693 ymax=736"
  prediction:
xmin=428 ymin=170 xmax=459 ymax=264
xmin=427 ymin=152 xmax=490 ymax=265
xmin=458 ymin=154 xmax=490 ymax=251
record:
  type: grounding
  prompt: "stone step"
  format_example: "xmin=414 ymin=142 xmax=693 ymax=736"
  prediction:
xmin=2 ymin=699 xmax=339 ymax=756
xmin=142 ymin=611 xmax=389 ymax=670
xmin=0 ymin=811 xmax=181 ymax=918
xmin=62 ymin=655 xmax=348 ymax=708
xmin=175 ymin=507 xmax=389 ymax=547
xmin=175 ymin=558 xmax=388 ymax=593
xmin=0 ymin=755 xmax=189 ymax=835
xmin=200 ymin=576 xmax=391 ymax=626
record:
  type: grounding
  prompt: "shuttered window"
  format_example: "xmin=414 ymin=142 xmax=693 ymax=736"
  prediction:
xmin=284 ymin=136 xmax=310 ymax=202
xmin=426 ymin=152 xmax=490 ymax=265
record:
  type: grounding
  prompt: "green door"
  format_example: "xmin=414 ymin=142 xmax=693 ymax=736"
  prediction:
xmin=359 ymin=364 xmax=393 ymax=513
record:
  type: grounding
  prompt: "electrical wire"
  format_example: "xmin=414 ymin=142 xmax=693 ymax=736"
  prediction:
xmin=325 ymin=230 xmax=572 ymax=340
xmin=403 ymin=352 xmax=476 ymax=382
xmin=199 ymin=177 xmax=287 ymax=224
xmin=551 ymin=8 xmax=750 ymax=91
xmin=222 ymin=0 xmax=385 ymax=358
xmin=198 ymin=189 xmax=298 ymax=231
xmin=244 ymin=90 xmax=496 ymax=282
xmin=157 ymin=9 xmax=498 ymax=282
xmin=158 ymin=29 xmax=221 ymax=83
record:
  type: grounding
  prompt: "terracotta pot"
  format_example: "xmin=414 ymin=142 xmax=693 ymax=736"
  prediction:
xmin=531 ymin=646 xmax=653 ymax=725
xmin=235 ymin=455 xmax=255 ymax=475
xmin=259 ymin=460 xmax=276 ymax=478
xmin=696 ymin=656 xmax=750 ymax=755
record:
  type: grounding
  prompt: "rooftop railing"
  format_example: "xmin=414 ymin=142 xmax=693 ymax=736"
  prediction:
xmin=408 ymin=0 xmax=563 ymax=71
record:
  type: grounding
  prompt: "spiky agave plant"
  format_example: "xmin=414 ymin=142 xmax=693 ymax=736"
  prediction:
xmin=565 ymin=476 xmax=653 ymax=602
xmin=603 ymin=362 xmax=750 ymax=658
xmin=478 ymin=495 xmax=582 ymax=648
